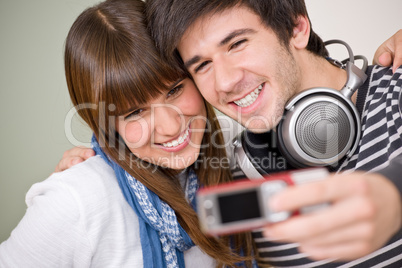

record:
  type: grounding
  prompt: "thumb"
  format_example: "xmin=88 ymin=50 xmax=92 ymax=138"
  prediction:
xmin=373 ymin=48 xmax=393 ymax=67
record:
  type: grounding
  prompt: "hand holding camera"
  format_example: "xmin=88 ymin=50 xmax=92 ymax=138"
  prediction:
xmin=196 ymin=168 xmax=329 ymax=236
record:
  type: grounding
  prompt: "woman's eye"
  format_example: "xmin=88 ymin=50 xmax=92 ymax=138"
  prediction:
xmin=124 ymin=108 xmax=144 ymax=120
xmin=194 ymin=61 xmax=211 ymax=73
xmin=167 ymin=84 xmax=184 ymax=98
xmin=229 ymin=39 xmax=247 ymax=50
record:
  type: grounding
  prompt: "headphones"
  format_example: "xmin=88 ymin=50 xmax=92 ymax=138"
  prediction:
xmin=232 ymin=40 xmax=368 ymax=177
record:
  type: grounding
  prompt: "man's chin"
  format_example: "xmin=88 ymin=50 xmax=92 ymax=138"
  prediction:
xmin=245 ymin=127 xmax=271 ymax=134
xmin=240 ymin=122 xmax=273 ymax=133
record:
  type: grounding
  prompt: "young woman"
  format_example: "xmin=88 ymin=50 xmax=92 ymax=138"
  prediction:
xmin=0 ymin=0 xmax=255 ymax=267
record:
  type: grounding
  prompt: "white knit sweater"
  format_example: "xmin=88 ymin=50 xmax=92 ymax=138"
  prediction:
xmin=0 ymin=156 xmax=215 ymax=267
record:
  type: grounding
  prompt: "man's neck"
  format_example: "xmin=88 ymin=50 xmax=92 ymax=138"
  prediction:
xmin=296 ymin=51 xmax=348 ymax=96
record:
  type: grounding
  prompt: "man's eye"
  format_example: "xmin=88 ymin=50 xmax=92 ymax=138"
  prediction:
xmin=229 ymin=39 xmax=247 ymax=50
xmin=124 ymin=108 xmax=144 ymax=120
xmin=194 ymin=61 xmax=211 ymax=73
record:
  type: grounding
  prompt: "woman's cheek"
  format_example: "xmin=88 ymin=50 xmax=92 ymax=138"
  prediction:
xmin=180 ymin=91 xmax=205 ymax=115
xmin=120 ymin=119 xmax=150 ymax=150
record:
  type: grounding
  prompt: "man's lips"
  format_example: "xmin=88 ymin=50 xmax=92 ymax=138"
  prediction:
xmin=233 ymin=83 xmax=263 ymax=108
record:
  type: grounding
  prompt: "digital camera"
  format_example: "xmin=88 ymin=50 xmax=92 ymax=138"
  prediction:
xmin=196 ymin=168 xmax=329 ymax=236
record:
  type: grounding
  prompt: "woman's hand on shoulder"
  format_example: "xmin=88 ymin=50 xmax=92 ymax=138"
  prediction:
xmin=373 ymin=29 xmax=402 ymax=73
xmin=54 ymin=146 xmax=95 ymax=172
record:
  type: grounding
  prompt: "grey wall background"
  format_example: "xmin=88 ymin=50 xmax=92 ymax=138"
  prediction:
xmin=0 ymin=0 xmax=401 ymax=242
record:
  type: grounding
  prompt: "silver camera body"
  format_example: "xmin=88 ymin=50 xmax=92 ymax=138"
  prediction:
xmin=196 ymin=168 xmax=328 ymax=236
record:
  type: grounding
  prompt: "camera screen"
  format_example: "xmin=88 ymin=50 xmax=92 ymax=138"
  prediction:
xmin=218 ymin=189 xmax=261 ymax=223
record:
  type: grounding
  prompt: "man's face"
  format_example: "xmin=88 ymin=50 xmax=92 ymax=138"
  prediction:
xmin=177 ymin=6 xmax=302 ymax=132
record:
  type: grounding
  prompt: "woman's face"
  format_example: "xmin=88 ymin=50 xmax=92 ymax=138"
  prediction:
xmin=116 ymin=78 xmax=207 ymax=170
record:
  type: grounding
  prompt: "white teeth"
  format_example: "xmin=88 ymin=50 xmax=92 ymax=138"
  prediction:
xmin=161 ymin=128 xmax=190 ymax=148
xmin=234 ymin=84 xmax=262 ymax=107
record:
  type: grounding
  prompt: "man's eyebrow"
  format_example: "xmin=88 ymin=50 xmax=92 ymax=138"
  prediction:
xmin=183 ymin=28 xmax=256 ymax=70
xmin=184 ymin=55 xmax=201 ymax=70
xmin=219 ymin=28 xmax=256 ymax=46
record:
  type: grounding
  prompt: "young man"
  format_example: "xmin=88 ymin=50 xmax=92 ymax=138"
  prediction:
xmin=145 ymin=0 xmax=402 ymax=266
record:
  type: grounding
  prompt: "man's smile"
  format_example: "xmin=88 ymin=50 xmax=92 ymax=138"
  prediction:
xmin=233 ymin=83 xmax=263 ymax=108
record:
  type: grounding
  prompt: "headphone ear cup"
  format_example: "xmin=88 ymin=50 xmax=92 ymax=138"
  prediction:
xmin=277 ymin=119 xmax=306 ymax=168
xmin=277 ymin=90 xmax=361 ymax=167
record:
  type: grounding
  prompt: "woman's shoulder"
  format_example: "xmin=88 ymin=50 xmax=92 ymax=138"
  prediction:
xmin=26 ymin=155 xmax=116 ymax=206
xmin=1 ymin=156 xmax=142 ymax=267
xmin=25 ymin=155 xmax=133 ymax=227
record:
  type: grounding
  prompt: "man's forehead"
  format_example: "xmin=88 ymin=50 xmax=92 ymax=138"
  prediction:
xmin=177 ymin=6 xmax=261 ymax=57
xmin=181 ymin=8 xmax=243 ymax=42
xmin=177 ymin=13 xmax=217 ymax=57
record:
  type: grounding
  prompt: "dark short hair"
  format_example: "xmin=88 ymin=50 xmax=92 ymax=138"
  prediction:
xmin=146 ymin=0 xmax=328 ymax=65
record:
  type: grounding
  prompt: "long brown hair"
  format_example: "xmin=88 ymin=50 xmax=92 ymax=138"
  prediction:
xmin=64 ymin=0 xmax=255 ymax=266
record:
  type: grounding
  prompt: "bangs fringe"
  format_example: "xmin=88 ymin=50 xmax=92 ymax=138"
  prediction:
xmin=98 ymin=25 xmax=186 ymax=116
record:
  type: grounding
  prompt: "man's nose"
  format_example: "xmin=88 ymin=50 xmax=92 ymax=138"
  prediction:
xmin=214 ymin=56 xmax=243 ymax=94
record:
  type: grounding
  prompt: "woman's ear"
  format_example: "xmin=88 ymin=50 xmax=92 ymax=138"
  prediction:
xmin=291 ymin=15 xmax=310 ymax=50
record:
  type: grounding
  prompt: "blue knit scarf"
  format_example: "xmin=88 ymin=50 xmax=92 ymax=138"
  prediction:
xmin=91 ymin=135 xmax=196 ymax=267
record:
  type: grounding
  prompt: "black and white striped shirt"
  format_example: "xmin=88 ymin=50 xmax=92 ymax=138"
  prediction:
xmin=230 ymin=65 xmax=402 ymax=267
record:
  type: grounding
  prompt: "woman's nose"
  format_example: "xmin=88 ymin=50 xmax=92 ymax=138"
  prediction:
xmin=152 ymin=104 xmax=184 ymax=137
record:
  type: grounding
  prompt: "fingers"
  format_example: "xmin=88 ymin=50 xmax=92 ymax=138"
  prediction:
xmin=263 ymin=172 xmax=402 ymax=261
xmin=298 ymin=219 xmax=382 ymax=260
xmin=393 ymin=51 xmax=402 ymax=73
xmin=299 ymin=240 xmax=373 ymax=261
xmin=372 ymin=37 xmax=393 ymax=67
xmin=66 ymin=146 xmax=95 ymax=159
xmin=265 ymin=212 xmax=381 ymax=261
xmin=268 ymin=173 xmax=369 ymax=212
xmin=300 ymin=222 xmax=374 ymax=248
xmin=377 ymin=52 xmax=393 ymax=67
xmin=54 ymin=146 xmax=95 ymax=172
xmin=391 ymin=29 xmax=402 ymax=72
xmin=373 ymin=29 xmax=402 ymax=73
xmin=373 ymin=47 xmax=390 ymax=66
xmin=54 ymin=157 xmax=84 ymax=172
xmin=265 ymin=188 xmax=375 ymax=242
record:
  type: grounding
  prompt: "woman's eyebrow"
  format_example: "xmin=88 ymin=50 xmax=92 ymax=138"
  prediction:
xmin=168 ymin=78 xmax=184 ymax=89
xmin=119 ymin=103 xmax=140 ymax=117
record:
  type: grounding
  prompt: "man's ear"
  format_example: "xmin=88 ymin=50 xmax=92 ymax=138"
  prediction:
xmin=291 ymin=15 xmax=310 ymax=50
